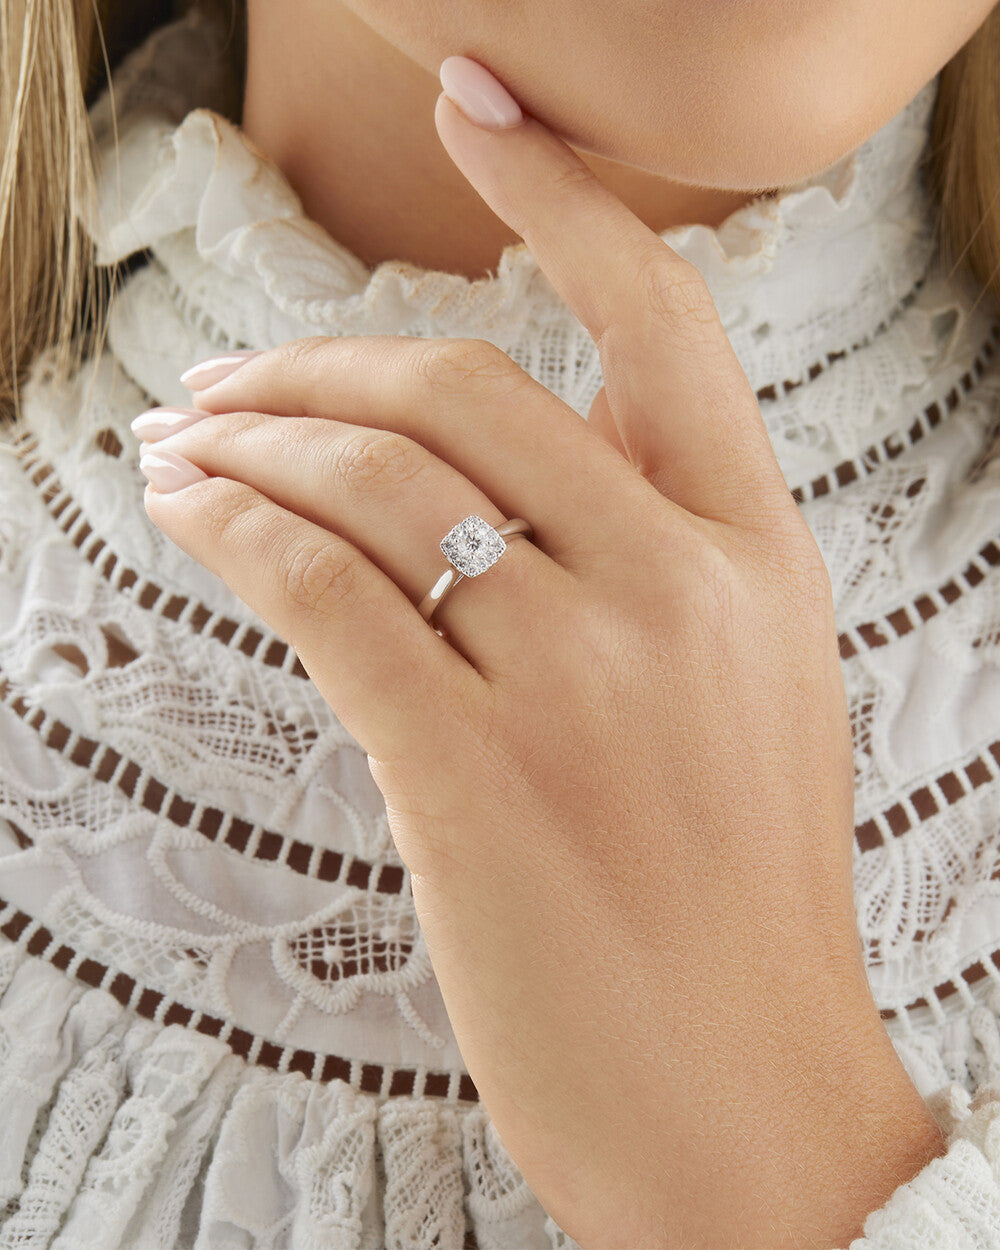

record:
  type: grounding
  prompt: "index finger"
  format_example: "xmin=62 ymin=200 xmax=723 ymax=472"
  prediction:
xmin=436 ymin=65 xmax=715 ymax=356
xmin=434 ymin=59 xmax=794 ymax=527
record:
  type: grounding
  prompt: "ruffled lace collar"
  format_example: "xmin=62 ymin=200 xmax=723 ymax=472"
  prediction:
xmin=80 ymin=2 xmax=941 ymax=404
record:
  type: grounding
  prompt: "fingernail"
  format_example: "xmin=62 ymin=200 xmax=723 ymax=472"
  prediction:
xmin=139 ymin=448 xmax=208 ymax=493
xmin=179 ymin=349 xmax=263 ymax=390
xmin=439 ymin=57 xmax=523 ymax=130
xmin=131 ymin=406 xmax=213 ymax=441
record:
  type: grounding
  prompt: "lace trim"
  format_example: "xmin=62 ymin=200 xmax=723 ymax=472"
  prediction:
xmin=753 ymin=273 xmax=927 ymax=402
xmin=0 ymin=901 xmax=481 ymax=1103
xmin=156 ymin=255 xmax=930 ymax=409
xmin=839 ymin=539 xmax=1000 ymax=659
xmin=789 ymin=319 xmax=1000 ymax=504
xmin=856 ymin=738 xmax=1000 ymax=852
xmin=880 ymin=950 xmax=1000 ymax=1023
xmin=14 ymin=616 xmax=993 ymax=868
xmin=13 ymin=617 xmax=992 ymax=867
xmin=83 ymin=3 xmax=940 ymax=396
xmin=11 ymin=431 xmax=308 ymax=679
xmin=4 ymin=883 xmax=998 ymax=1056
xmin=0 ymin=673 xmax=404 ymax=893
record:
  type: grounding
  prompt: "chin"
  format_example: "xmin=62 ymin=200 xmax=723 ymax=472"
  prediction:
xmin=562 ymin=71 xmax=917 ymax=195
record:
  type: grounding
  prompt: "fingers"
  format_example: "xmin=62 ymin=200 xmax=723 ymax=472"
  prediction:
xmin=142 ymin=474 xmax=482 ymax=761
xmin=183 ymin=333 xmax=672 ymax=566
xmin=433 ymin=65 xmax=795 ymax=529
xmin=140 ymin=407 xmax=573 ymax=675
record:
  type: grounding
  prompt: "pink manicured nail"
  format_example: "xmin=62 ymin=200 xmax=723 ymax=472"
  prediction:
xmin=439 ymin=57 xmax=523 ymax=129
xmin=131 ymin=406 xmax=213 ymax=441
xmin=139 ymin=448 xmax=208 ymax=493
xmin=179 ymin=349 xmax=264 ymax=390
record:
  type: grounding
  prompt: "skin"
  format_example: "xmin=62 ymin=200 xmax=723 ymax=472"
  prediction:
xmin=136 ymin=78 xmax=960 ymax=1244
xmin=241 ymin=0 xmax=997 ymax=279
xmin=137 ymin=5 xmax=998 ymax=1244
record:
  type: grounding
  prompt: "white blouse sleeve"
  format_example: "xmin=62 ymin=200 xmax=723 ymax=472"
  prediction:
xmin=847 ymin=1082 xmax=1000 ymax=1248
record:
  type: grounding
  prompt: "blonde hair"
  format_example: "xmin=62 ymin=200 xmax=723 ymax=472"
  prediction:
xmin=1 ymin=2 xmax=999 ymax=425
xmin=0 ymin=0 xmax=242 ymax=424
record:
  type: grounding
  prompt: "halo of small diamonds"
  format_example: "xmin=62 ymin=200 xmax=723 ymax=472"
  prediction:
xmin=440 ymin=515 xmax=507 ymax=577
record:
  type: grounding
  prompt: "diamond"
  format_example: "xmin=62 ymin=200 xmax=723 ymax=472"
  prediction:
xmin=440 ymin=515 xmax=506 ymax=577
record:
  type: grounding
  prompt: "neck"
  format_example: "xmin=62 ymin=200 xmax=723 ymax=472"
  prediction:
xmin=241 ymin=0 xmax=759 ymax=281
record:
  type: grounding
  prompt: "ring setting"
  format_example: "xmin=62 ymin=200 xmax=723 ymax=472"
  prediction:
xmin=417 ymin=513 xmax=534 ymax=627
xmin=440 ymin=514 xmax=508 ymax=577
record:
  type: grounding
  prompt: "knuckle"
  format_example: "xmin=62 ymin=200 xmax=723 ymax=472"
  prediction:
xmin=198 ymin=408 xmax=262 ymax=452
xmin=327 ymin=428 xmax=427 ymax=492
xmin=415 ymin=338 xmax=527 ymax=398
xmin=188 ymin=479 xmax=278 ymax=581
xmin=279 ymin=335 xmax=335 ymax=382
xmin=689 ymin=541 xmax=743 ymax=633
xmin=549 ymin=158 xmax=597 ymax=197
xmin=200 ymin=477 xmax=259 ymax=547
xmin=642 ymin=535 xmax=750 ymax=656
xmin=637 ymin=250 xmax=717 ymax=332
xmin=684 ymin=526 xmax=835 ymax=652
xmin=283 ymin=538 xmax=360 ymax=615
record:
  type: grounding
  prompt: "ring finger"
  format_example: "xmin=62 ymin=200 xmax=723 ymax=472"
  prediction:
xmin=178 ymin=334 xmax=672 ymax=571
xmin=138 ymin=407 xmax=575 ymax=672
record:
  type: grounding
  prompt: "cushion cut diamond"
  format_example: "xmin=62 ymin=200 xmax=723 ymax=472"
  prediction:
xmin=440 ymin=515 xmax=506 ymax=577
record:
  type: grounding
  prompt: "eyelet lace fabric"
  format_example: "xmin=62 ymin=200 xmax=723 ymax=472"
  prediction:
xmin=3 ymin=3 xmax=1000 ymax=1246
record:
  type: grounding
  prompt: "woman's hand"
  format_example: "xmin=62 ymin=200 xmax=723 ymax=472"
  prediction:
xmin=136 ymin=60 xmax=943 ymax=1249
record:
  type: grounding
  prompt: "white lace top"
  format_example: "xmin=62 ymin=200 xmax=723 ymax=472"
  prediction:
xmin=2 ymin=5 xmax=1000 ymax=1247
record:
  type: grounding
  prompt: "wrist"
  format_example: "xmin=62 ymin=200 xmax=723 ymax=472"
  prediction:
xmin=705 ymin=964 xmax=948 ymax=1248
xmin=741 ymin=1018 xmax=945 ymax=1249
xmin=584 ymin=998 xmax=945 ymax=1250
